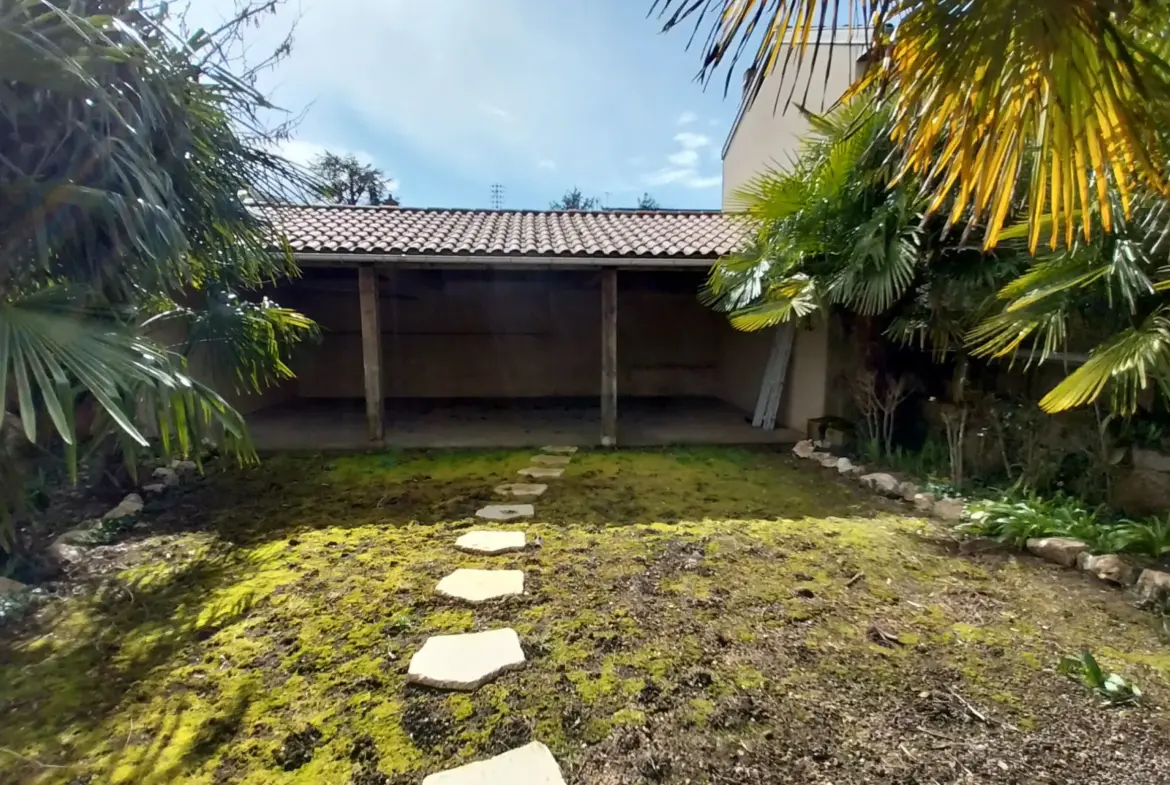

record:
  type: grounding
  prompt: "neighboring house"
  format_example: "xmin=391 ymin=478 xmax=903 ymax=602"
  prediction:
xmin=721 ymin=29 xmax=871 ymax=209
xmin=246 ymin=205 xmax=829 ymax=449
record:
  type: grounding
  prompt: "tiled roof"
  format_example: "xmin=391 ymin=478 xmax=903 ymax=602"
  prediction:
xmin=262 ymin=204 xmax=746 ymax=260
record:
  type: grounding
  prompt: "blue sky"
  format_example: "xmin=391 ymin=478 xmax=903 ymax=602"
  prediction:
xmin=192 ymin=0 xmax=743 ymax=210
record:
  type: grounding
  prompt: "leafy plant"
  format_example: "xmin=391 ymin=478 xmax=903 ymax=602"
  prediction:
xmin=1108 ymin=517 xmax=1170 ymax=560
xmin=961 ymin=494 xmax=1109 ymax=548
xmin=1058 ymin=651 xmax=1142 ymax=706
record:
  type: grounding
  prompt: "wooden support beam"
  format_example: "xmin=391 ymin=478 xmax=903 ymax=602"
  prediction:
xmin=358 ymin=266 xmax=384 ymax=442
xmin=600 ymin=268 xmax=618 ymax=447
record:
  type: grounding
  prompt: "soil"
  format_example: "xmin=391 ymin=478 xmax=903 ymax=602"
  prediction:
xmin=1 ymin=446 xmax=1169 ymax=784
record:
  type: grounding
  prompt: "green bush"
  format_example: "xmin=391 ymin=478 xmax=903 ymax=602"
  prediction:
xmin=962 ymin=494 xmax=1111 ymax=549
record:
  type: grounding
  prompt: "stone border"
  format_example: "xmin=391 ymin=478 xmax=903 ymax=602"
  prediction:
xmin=790 ymin=439 xmax=1170 ymax=612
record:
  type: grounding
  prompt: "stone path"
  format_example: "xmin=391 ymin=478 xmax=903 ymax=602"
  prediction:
xmin=436 ymin=569 xmax=524 ymax=603
xmin=474 ymin=503 xmax=534 ymax=521
xmin=411 ymin=446 xmax=576 ymax=782
xmin=421 ymin=742 xmax=566 ymax=785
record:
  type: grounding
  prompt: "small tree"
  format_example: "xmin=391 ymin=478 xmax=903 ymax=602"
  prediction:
xmin=311 ymin=152 xmax=398 ymax=206
xmin=636 ymin=192 xmax=661 ymax=210
xmin=550 ymin=187 xmax=599 ymax=210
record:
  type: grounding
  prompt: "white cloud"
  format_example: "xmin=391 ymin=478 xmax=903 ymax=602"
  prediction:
xmin=677 ymin=110 xmax=697 ymax=125
xmin=643 ymin=128 xmax=720 ymax=189
xmin=537 ymin=159 xmax=557 ymax=170
xmin=674 ymin=131 xmax=711 ymax=150
xmin=643 ymin=167 xmax=721 ymax=189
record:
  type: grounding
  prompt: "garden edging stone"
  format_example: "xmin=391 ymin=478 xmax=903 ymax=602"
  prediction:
xmin=1026 ymin=537 xmax=1089 ymax=568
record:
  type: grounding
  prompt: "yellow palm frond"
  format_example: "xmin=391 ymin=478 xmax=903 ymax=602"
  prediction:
xmin=655 ymin=0 xmax=1170 ymax=251
xmin=1039 ymin=312 xmax=1170 ymax=414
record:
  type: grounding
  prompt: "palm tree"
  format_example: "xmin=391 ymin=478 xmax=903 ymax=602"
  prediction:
xmin=0 ymin=1 xmax=317 ymax=545
xmin=654 ymin=0 xmax=1170 ymax=251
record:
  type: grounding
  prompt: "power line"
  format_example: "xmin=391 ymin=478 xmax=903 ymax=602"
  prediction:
xmin=490 ymin=183 xmax=505 ymax=209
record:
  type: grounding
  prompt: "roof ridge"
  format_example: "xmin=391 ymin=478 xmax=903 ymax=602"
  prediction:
xmin=258 ymin=203 xmax=724 ymax=216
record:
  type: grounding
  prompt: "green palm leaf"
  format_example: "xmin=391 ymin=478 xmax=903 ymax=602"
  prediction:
xmin=1039 ymin=312 xmax=1170 ymax=414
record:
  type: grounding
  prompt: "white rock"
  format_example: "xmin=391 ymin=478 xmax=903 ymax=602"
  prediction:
xmin=422 ymin=741 xmax=565 ymax=785
xmin=456 ymin=531 xmax=527 ymax=555
xmin=818 ymin=454 xmax=840 ymax=468
xmin=835 ymin=458 xmax=853 ymax=474
xmin=932 ymin=498 xmax=964 ymax=521
xmin=142 ymin=483 xmax=167 ymax=496
xmin=792 ymin=440 xmax=816 ymax=459
xmin=0 ymin=576 xmax=26 ymax=596
xmin=1076 ymin=553 xmax=1140 ymax=586
xmin=54 ymin=521 xmax=99 ymax=546
xmin=103 ymin=493 xmax=143 ymax=521
xmin=170 ymin=459 xmax=198 ymax=474
xmin=47 ymin=541 xmax=86 ymax=566
xmin=1026 ymin=537 xmax=1089 ymax=568
xmin=1135 ymin=569 xmax=1170 ymax=608
xmin=530 ymin=455 xmax=570 ymax=467
xmin=898 ymin=482 xmax=920 ymax=502
xmin=809 ymin=451 xmax=832 ymax=463
xmin=152 ymin=467 xmax=179 ymax=487
xmin=541 ymin=446 xmax=578 ymax=455
xmin=848 ymin=465 xmax=867 ymax=477
xmin=912 ymin=492 xmax=936 ymax=513
xmin=494 ymin=483 xmax=547 ymax=498
xmin=475 ymin=504 xmax=534 ymax=522
xmin=860 ymin=473 xmax=899 ymax=495
xmin=407 ymin=628 xmax=527 ymax=691
xmin=518 ymin=467 xmax=563 ymax=479
xmin=437 ymin=569 xmax=525 ymax=603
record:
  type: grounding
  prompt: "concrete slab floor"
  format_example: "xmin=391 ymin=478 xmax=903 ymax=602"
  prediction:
xmin=246 ymin=396 xmax=800 ymax=452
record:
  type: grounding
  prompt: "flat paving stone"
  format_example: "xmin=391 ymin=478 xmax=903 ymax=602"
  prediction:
xmin=541 ymin=445 xmax=578 ymax=455
xmin=436 ymin=569 xmax=524 ymax=603
xmin=494 ymin=483 xmax=547 ymax=498
xmin=407 ymin=628 xmax=526 ymax=691
xmin=530 ymin=454 xmax=571 ymax=467
xmin=475 ymin=504 xmax=534 ymax=521
xmin=518 ymin=466 xmax=563 ymax=479
xmin=422 ymin=741 xmax=566 ymax=785
xmin=455 ymin=531 xmax=526 ymax=554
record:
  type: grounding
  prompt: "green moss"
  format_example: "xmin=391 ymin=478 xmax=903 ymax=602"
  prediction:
xmin=3 ymin=447 xmax=1169 ymax=783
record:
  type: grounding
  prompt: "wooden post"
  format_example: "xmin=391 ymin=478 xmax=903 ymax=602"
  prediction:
xmin=358 ymin=266 xmax=384 ymax=441
xmin=600 ymin=267 xmax=618 ymax=447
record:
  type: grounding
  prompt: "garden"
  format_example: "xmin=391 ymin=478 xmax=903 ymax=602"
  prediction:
xmin=6 ymin=1 xmax=1170 ymax=783
xmin=3 ymin=448 xmax=1170 ymax=783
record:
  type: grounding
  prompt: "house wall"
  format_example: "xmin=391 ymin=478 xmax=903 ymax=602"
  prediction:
xmin=714 ymin=320 xmax=831 ymax=434
xmin=721 ymin=37 xmax=868 ymax=209
xmin=280 ymin=268 xmax=726 ymax=400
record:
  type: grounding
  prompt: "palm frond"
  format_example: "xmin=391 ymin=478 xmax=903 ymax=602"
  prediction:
xmin=1040 ymin=311 xmax=1170 ymax=414
xmin=656 ymin=0 xmax=1170 ymax=250
xmin=726 ymin=275 xmax=822 ymax=330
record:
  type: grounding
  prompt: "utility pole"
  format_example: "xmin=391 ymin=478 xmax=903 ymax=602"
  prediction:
xmin=490 ymin=183 xmax=505 ymax=209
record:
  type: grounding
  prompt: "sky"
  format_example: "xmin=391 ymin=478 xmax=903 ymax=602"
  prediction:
xmin=189 ymin=0 xmax=745 ymax=211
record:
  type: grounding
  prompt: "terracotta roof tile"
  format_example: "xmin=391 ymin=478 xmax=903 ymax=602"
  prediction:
xmin=261 ymin=204 xmax=746 ymax=261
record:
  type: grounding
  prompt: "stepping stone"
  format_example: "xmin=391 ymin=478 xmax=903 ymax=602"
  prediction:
xmin=455 ymin=531 xmax=526 ymax=554
xmin=475 ymin=504 xmax=534 ymax=521
xmin=495 ymin=483 xmax=547 ymax=498
xmin=407 ymin=628 xmax=526 ymax=691
xmin=422 ymin=741 xmax=566 ymax=784
xmin=518 ymin=466 xmax=563 ymax=479
xmin=541 ymin=445 xmax=578 ymax=455
xmin=530 ymin=454 xmax=571 ymax=467
xmin=437 ymin=569 xmax=525 ymax=603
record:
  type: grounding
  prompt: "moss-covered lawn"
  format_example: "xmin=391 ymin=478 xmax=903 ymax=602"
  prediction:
xmin=2 ymin=447 xmax=1169 ymax=784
